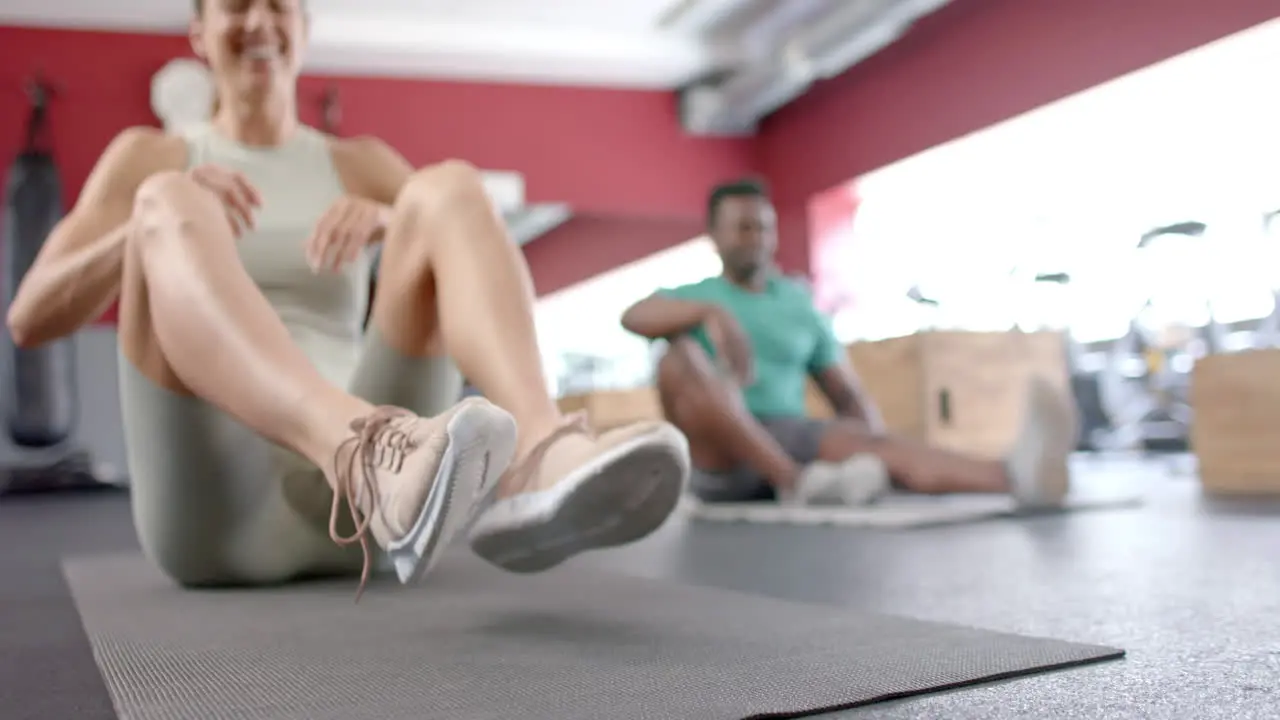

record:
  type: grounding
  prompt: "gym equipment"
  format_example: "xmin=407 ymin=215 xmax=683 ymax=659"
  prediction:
xmin=905 ymin=284 xmax=942 ymax=329
xmin=1137 ymin=221 xmax=1230 ymax=355
xmin=2 ymin=76 xmax=77 ymax=449
xmin=910 ymin=269 xmax=1109 ymax=451
xmin=65 ymin=551 xmax=1122 ymax=719
xmin=1097 ymin=222 xmax=1218 ymax=453
xmin=0 ymin=76 xmax=119 ymax=496
xmin=1023 ymin=271 xmax=1117 ymax=452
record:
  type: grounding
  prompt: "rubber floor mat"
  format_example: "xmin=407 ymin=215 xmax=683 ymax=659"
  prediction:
xmin=64 ymin=552 xmax=1123 ymax=720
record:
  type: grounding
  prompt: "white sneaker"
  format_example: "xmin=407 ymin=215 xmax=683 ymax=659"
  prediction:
xmin=785 ymin=453 xmax=890 ymax=506
xmin=1006 ymin=376 xmax=1079 ymax=509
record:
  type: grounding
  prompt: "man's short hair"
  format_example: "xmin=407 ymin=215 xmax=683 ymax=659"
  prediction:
xmin=707 ymin=178 xmax=769 ymax=229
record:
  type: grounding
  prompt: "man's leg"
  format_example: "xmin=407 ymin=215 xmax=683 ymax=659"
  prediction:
xmin=814 ymin=421 xmax=1007 ymax=493
xmin=655 ymin=337 xmax=802 ymax=494
xmin=811 ymin=376 xmax=1076 ymax=504
xmin=655 ymin=335 xmax=1071 ymax=505
xmin=122 ymin=171 xmax=516 ymax=592
xmin=655 ymin=338 xmax=887 ymax=505
xmin=373 ymin=161 xmax=688 ymax=571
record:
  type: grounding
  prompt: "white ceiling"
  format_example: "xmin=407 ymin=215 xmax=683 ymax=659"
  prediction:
xmin=0 ymin=0 xmax=729 ymax=88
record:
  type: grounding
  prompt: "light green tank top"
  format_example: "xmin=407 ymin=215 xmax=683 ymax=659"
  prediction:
xmin=181 ymin=123 xmax=371 ymax=387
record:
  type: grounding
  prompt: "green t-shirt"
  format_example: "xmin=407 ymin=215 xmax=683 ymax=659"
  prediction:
xmin=657 ymin=275 xmax=843 ymax=418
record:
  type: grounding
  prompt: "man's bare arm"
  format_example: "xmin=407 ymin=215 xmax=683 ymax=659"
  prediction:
xmin=7 ymin=127 xmax=185 ymax=347
xmin=621 ymin=294 xmax=718 ymax=340
xmin=813 ymin=363 xmax=886 ymax=432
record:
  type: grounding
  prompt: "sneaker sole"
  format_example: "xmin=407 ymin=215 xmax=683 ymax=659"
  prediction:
xmin=468 ymin=424 xmax=689 ymax=574
xmin=385 ymin=399 xmax=518 ymax=584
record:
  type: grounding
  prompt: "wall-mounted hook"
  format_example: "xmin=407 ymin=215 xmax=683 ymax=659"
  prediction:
xmin=23 ymin=69 xmax=57 ymax=151
xmin=321 ymin=85 xmax=342 ymax=134
xmin=24 ymin=69 xmax=56 ymax=110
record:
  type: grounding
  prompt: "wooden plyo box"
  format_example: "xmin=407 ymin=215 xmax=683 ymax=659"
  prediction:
xmin=557 ymin=387 xmax=663 ymax=431
xmin=1191 ymin=349 xmax=1280 ymax=496
xmin=808 ymin=331 xmax=1069 ymax=458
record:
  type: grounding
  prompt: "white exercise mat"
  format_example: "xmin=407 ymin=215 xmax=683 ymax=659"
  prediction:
xmin=678 ymin=489 xmax=1144 ymax=529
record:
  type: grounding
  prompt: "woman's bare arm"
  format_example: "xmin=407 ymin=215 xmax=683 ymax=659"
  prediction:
xmin=6 ymin=127 xmax=186 ymax=347
xmin=329 ymin=135 xmax=415 ymax=209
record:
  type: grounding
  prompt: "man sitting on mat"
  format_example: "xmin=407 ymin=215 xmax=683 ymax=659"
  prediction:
xmin=6 ymin=0 xmax=689 ymax=598
xmin=621 ymin=178 xmax=1076 ymax=507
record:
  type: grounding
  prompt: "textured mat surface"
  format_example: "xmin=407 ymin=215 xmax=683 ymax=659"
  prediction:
xmin=65 ymin=552 xmax=1122 ymax=720
xmin=680 ymin=490 xmax=1143 ymax=528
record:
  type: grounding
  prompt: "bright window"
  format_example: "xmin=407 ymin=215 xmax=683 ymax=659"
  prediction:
xmin=534 ymin=239 xmax=721 ymax=395
xmin=820 ymin=18 xmax=1280 ymax=343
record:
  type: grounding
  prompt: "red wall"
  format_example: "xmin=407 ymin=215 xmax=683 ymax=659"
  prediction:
xmin=0 ymin=26 xmax=752 ymax=297
xmin=759 ymin=0 xmax=1280 ymax=274
xmin=525 ymin=214 xmax=705 ymax=294
xmin=3 ymin=0 xmax=1276 ymax=296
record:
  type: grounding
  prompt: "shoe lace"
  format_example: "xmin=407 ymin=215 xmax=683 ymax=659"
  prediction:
xmin=328 ymin=406 xmax=418 ymax=602
xmin=502 ymin=412 xmax=593 ymax=497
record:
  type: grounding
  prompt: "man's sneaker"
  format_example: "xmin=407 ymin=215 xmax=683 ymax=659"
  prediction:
xmin=785 ymin=453 xmax=890 ymax=506
xmin=1006 ymin=376 xmax=1078 ymax=509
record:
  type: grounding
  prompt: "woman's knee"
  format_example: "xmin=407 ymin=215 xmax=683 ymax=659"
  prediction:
xmin=135 ymin=169 xmax=191 ymax=198
xmin=394 ymin=159 xmax=492 ymax=232
xmin=377 ymin=161 xmax=489 ymax=296
xmin=130 ymin=171 xmax=225 ymax=245
xmin=400 ymin=159 xmax=486 ymax=206
xmin=132 ymin=170 xmax=199 ymax=218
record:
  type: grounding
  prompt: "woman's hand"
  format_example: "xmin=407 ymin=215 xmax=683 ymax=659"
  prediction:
xmin=305 ymin=195 xmax=390 ymax=272
xmin=187 ymin=163 xmax=262 ymax=238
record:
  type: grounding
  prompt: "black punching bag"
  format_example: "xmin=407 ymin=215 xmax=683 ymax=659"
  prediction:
xmin=2 ymin=80 xmax=76 ymax=448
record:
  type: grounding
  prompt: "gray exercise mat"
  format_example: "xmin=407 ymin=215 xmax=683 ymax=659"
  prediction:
xmin=679 ymin=489 xmax=1144 ymax=528
xmin=65 ymin=552 xmax=1123 ymax=720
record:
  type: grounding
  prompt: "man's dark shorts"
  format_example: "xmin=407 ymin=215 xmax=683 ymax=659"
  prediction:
xmin=688 ymin=416 xmax=828 ymax=503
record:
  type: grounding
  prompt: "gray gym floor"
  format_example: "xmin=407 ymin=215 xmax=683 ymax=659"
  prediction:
xmin=3 ymin=454 xmax=1278 ymax=719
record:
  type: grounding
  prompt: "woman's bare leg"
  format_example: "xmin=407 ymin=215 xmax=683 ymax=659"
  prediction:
xmin=371 ymin=160 xmax=688 ymax=572
xmin=124 ymin=171 xmax=372 ymax=466
xmin=123 ymin=171 xmax=516 ymax=591
xmin=372 ymin=161 xmax=563 ymax=461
